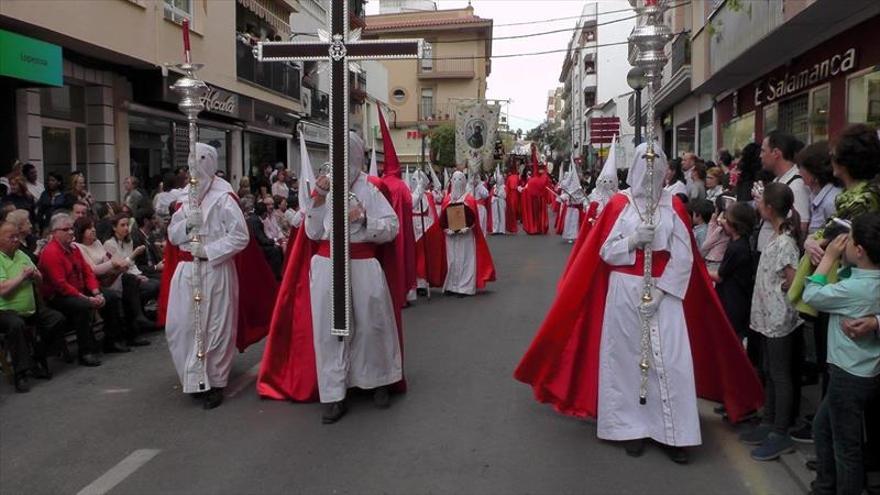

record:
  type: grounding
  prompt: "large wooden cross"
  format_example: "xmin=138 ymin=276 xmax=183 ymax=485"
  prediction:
xmin=255 ymin=1 xmax=421 ymax=337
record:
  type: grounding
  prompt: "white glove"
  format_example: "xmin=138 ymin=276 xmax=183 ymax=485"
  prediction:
xmin=638 ymin=288 xmax=665 ymax=319
xmin=190 ymin=241 xmax=207 ymax=260
xmin=186 ymin=209 xmax=203 ymax=234
xmin=444 ymin=228 xmax=455 ymax=236
xmin=627 ymin=223 xmax=656 ymax=250
xmin=458 ymin=226 xmax=471 ymax=234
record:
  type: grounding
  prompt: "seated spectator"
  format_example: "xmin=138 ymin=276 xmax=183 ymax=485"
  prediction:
xmin=803 ymin=213 xmax=880 ymax=495
xmin=261 ymin=196 xmax=282 ymax=243
xmin=39 ymin=213 xmax=126 ymax=366
xmin=103 ymin=214 xmax=158 ymax=329
xmin=35 ymin=172 xmax=70 ymax=233
xmin=123 ymin=176 xmax=150 ymax=213
xmin=5 ymin=175 xmax=35 ymax=223
xmin=73 ymin=216 xmax=151 ymax=346
xmin=71 ymin=200 xmax=91 ymax=222
xmin=247 ymin=201 xmax=283 ymax=280
xmin=5 ymin=210 xmax=38 ymax=264
xmin=94 ymin=202 xmax=118 ymax=242
xmin=271 ymin=169 xmax=290 ymax=199
xmin=0 ymin=222 xmax=65 ymax=392
xmin=66 ymin=172 xmax=94 ymax=209
xmin=153 ymin=172 xmax=178 ymax=225
xmin=131 ymin=208 xmax=163 ymax=279
xmin=237 ymin=176 xmax=252 ymax=199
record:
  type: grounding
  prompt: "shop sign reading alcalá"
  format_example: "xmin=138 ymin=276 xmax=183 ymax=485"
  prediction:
xmin=754 ymin=48 xmax=856 ymax=106
xmin=200 ymin=87 xmax=238 ymax=116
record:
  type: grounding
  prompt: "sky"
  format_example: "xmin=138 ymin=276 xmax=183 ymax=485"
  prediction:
xmin=365 ymin=0 xmax=637 ymax=132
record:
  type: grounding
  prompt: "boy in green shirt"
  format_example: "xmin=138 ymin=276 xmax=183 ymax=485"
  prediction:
xmin=803 ymin=212 xmax=880 ymax=495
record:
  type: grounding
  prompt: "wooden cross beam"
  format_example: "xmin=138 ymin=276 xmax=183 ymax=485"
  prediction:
xmin=255 ymin=0 xmax=421 ymax=337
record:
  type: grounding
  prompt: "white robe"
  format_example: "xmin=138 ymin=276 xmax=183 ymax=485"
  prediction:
xmin=596 ymin=190 xmax=701 ymax=447
xmin=561 ymin=199 xmax=582 ymax=242
xmin=491 ymin=185 xmax=506 ymax=234
xmin=474 ymin=183 xmax=489 ymax=235
xmin=412 ymin=191 xmax=435 ymax=291
xmin=443 ymin=194 xmax=477 ymax=296
xmin=305 ymin=173 xmax=402 ymax=403
xmin=166 ymin=183 xmax=249 ymax=393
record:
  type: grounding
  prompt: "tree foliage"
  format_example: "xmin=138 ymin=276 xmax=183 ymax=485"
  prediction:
xmin=526 ymin=122 xmax=569 ymax=156
xmin=428 ymin=124 xmax=456 ymax=168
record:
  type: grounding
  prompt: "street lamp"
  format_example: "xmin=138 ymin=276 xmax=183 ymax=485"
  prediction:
xmin=627 ymin=66 xmax=647 ymax=146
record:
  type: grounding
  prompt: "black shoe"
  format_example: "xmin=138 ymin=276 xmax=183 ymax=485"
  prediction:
xmin=790 ymin=421 xmax=814 ymax=444
xmin=624 ymin=439 xmax=645 ymax=457
xmin=60 ymin=342 xmax=74 ymax=363
xmin=14 ymin=373 xmax=30 ymax=393
xmin=417 ymin=288 xmax=428 ymax=297
xmin=103 ymin=341 xmax=131 ymax=353
xmin=663 ymin=445 xmax=689 ymax=464
xmin=806 ymin=459 xmax=817 ymax=471
xmin=134 ymin=316 xmax=155 ymax=330
xmin=373 ymin=386 xmax=391 ymax=409
xmin=126 ymin=337 xmax=151 ymax=347
xmin=713 ymin=404 xmax=727 ymax=415
xmin=322 ymin=401 xmax=347 ymax=424
xmin=203 ymin=388 xmax=224 ymax=410
xmin=78 ymin=354 xmax=102 ymax=367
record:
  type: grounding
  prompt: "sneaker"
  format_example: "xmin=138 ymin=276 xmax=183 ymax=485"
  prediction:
xmin=739 ymin=424 xmax=773 ymax=445
xmin=790 ymin=422 xmax=814 ymax=444
xmin=751 ymin=432 xmax=795 ymax=461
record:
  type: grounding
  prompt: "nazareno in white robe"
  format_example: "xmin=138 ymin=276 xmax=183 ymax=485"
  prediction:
xmin=474 ymin=182 xmax=490 ymax=235
xmin=166 ymin=181 xmax=249 ymax=393
xmin=596 ymin=189 xmax=701 ymax=447
xmin=305 ymin=173 xmax=402 ymax=403
xmin=412 ymin=190 xmax=435 ymax=290
xmin=561 ymin=195 xmax=583 ymax=242
xmin=442 ymin=193 xmax=478 ymax=296
xmin=491 ymin=184 xmax=506 ymax=234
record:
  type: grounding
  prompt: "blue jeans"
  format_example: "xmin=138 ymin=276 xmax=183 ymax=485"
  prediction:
xmin=813 ymin=365 xmax=880 ymax=495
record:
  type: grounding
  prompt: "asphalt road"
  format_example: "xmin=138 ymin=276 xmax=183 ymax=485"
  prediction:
xmin=0 ymin=231 xmax=802 ymax=495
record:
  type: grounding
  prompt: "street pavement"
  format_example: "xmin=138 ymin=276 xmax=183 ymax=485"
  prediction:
xmin=0 ymin=231 xmax=804 ymax=495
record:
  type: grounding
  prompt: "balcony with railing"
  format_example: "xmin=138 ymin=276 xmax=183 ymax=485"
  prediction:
xmin=670 ymin=33 xmax=691 ymax=75
xmin=350 ymin=0 xmax=366 ymax=29
xmin=310 ymin=88 xmax=329 ymax=122
xmin=236 ymin=37 xmax=301 ymax=100
xmin=418 ymin=101 xmax=456 ymax=124
xmin=417 ymin=58 xmax=476 ymax=79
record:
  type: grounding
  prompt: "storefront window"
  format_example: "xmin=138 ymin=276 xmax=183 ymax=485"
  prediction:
xmin=779 ymin=94 xmax=809 ymax=144
xmin=763 ymin=103 xmax=778 ymax=135
xmin=40 ymin=85 xmax=85 ymax=123
xmin=810 ymin=85 xmax=830 ymax=143
xmin=847 ymin=67 xmax=880 ymax=127
xmin=698 ymin=110 xmax=713 ymax=160
xmin=246 ymin=132 xmax=287 ymax=193
xmin=722 ymin=111 xmax=755 ymax=155
xmin=676 ymin=118 xmax=695 ymax=158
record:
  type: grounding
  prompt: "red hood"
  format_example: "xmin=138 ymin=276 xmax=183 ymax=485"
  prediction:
xmin=378 ymin=108 xmax=401 ymax=178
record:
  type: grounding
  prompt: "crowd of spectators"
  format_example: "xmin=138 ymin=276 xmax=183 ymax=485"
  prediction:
xmin=0 ymin=157 xmax=302 ymax=394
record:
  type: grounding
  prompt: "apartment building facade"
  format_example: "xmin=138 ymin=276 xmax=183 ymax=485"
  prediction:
xmin=364 ymin=4 xmax=492 ymax=167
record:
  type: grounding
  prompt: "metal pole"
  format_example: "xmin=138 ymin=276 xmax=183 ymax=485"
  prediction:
xmin=634 ymin=89 xmax=643 ymax=146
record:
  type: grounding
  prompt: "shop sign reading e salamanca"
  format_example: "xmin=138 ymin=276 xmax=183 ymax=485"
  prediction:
xmin=754 ymin=48 xmax=856 ymax=106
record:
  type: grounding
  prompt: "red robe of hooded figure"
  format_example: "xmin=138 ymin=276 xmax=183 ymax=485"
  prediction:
xmin=257 ymin=132 xmax=406 ymax=404
xmin=377 ymin=109 xmax=417 ymax=311
xmin=521 ymin=170 xmax=552 ymax=235
xmin=438 ymin=170 xmax=496 ymax=295
xmin=515 ymin=144 xmax=763 ymax=436
xmin=157 ymin=197 xmax=277 ymax=353
xmin=504 ymin=169 xmax=520 ymax=233
xmin=411 ymin=171 xmax=447 ymax=289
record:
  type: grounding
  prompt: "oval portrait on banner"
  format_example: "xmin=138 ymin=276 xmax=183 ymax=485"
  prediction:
xmin=465 ymin=118 xmax=486 ymax=150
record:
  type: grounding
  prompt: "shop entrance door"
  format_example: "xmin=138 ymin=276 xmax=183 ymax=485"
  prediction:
xmin=42 ymin=120 xmax=87 ymax=185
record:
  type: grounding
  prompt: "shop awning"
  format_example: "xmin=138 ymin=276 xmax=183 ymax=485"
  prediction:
xmin=237 ymin=0 xmax=291 ymax=37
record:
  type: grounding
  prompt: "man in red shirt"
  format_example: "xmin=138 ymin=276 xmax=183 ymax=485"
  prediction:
xmin=38 ymin=213 xmax=125 ymax=366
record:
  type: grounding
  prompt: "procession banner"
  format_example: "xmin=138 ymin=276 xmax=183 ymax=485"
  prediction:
xmin=455 ymin=101 xmax=499 ymax=173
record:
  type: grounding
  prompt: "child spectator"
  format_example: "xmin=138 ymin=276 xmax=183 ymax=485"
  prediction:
xmin=706 ymin=167 xmax=725 ymax=202
xmin=741 ymin=182 xmax=803 ymax=461
xmin=700 ymin=196 xmax=732 ymax=272
xmin=803 ymin=213 xmax=880 ymax=495
xmin=688 ymin=199 xmax=714 ymax=250
xmin=711 ymin=202 xmax=757 ymax=340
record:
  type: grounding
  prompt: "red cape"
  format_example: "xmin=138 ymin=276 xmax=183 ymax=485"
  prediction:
xmin=558 ymin=201 xmax=599 ymax=290
xmin=521 ymin=174 xmax=551 ymax=235
xmin=505 ymin=174 xmax=520 ymax=233
xmin=156 ymin=199 xmax=278 ymax=353
xmin=258 ymin=178 xmax=407 ymax=401
xmin=514 ymin=193 xmax=763 ymax=423
xmin=380 ymin=174 xmax=417 ymax=310
xmin=440 ymin=194 xmax=496 ymax=289
xmin=414 ymin=191 xmax=446 ymax=288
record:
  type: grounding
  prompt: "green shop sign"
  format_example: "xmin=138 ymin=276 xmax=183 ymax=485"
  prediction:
xmin=0 ymin=29 xmax=62 ymax=86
